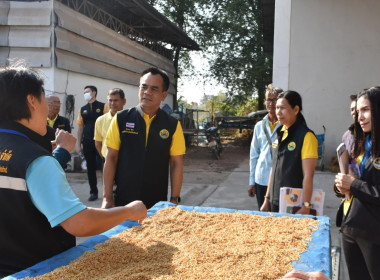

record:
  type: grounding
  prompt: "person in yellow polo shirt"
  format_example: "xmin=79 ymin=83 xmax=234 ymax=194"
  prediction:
xmin=94 ymin=88 xmax=126 ymax=159
xmin=261 ymin=90 xmax=318 ymax=214
xmin=102 ymin=68 xmax=186 ymax=209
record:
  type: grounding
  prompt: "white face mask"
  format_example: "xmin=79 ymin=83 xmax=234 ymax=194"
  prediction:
xmin=84 ymin=92 xmax=93 ymax=102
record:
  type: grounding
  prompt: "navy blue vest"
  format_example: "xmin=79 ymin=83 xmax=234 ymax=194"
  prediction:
xmin=80 ymin=100 xmax=105 ymax=142
xmin=115 ymin=107 xmax=178 ymax=208
xmin=0 ymin=122 xmax=75 ymax=276
xmin=270 ymin=120 xmax=314 ymax=207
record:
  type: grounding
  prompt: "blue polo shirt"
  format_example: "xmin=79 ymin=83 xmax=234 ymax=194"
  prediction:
xmin=26 ymin=156 xmax=86 ymax=227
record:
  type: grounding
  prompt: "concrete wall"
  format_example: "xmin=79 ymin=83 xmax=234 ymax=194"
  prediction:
xmin=273 ymin=0 xmax=380 ymax=167
xmin=41 ymin=68 xmax=139 ymax=137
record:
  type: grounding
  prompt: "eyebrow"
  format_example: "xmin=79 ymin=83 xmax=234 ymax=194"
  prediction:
xmin=141 ymin=84 xmax=159 ymax=89
xmin=357 ymin=105 xmax=370 ymax=110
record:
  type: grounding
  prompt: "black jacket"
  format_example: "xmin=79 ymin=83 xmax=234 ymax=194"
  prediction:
xmin=342 ymin=157 xmax=380 ymax=243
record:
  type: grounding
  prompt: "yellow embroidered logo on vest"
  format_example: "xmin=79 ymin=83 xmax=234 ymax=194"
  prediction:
xmin=96 ymin=108 xmax=101 ymax=113
xmin=0 ymin=149 xmax=12 ymax=161
xmin=288 ymin=142 xmax=296 ymax=151
xmin=159 ymin=129 xmax=169 ymax=139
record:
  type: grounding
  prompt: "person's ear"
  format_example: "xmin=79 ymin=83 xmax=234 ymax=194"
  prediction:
xmin=26 ymin=94 xmax=38 ymax=112
xmin=161 ymin=91 xmax=168 ymax=101
xmin=294 ymin=105 xmax=300 ymax=115
xmin=122 ymin=98 xmax=126 ymax=106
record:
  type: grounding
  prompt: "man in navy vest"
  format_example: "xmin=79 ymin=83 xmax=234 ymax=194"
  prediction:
xmin=77 ymin=86 xmax=108 ymax=201
xmin=0 ymin=64 xmax=147 ymax=277
xmin=102 ymin=68 xmax=186 ymax=209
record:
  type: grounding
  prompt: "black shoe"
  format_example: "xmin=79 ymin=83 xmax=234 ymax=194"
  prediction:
xmin=88 ymin=194 xmax=98 ymax=201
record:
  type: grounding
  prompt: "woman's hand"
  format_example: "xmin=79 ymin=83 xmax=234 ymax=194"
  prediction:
xmin=260 ymin=198 xmax=270 ymax=212
xmin=335 ymin=165 xmax=355 ymax=194
xmin=295 ymin=205 xmax=310 ymax=215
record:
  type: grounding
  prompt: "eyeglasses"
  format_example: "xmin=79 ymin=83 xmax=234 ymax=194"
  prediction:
xmin=48 ymin=102 xmax=61 ymax=106
xmin=265 ymin=98 xmax=277 ymax=104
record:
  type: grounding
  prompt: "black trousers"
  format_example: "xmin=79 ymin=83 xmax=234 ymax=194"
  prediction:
xmin=342 ymin=230 xmax=380 ymax=280
xmin=82 ymin=140 xmax=99 ymax=195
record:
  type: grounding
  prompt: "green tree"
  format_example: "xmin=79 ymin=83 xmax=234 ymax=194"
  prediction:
xmin=196 ymin=0 xmax=272 ymax=110
xmin=204 ymin=91 xmax=238 ymax=118
xmin=151 ymin=0 xmax=271 ymax=110
xmin=149 ymin=0 xmax=198 ymax=110
xmin=235 ymin=98 xmax=259 ymax=116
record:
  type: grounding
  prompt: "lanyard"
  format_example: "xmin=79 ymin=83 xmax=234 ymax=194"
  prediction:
xmin=0 ymin=128 xmax=30 ymax=140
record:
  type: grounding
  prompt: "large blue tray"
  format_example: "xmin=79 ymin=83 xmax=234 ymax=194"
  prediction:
xmin=4 ymin=202 xmax=330 ymax=279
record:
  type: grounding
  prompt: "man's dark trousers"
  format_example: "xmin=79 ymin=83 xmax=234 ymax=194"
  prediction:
xmin=82 ymin=139 xmax=99 ymax=195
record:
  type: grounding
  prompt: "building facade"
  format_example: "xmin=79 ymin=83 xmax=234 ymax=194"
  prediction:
xmin=0 ymin=0 xmax=198 ymax=135
xmin=272 ymin=0 xmax=380 ymax=167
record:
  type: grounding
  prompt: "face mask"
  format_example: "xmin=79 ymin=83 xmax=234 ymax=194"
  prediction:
xmin=84 ymin=92 xmax=93 ymax=102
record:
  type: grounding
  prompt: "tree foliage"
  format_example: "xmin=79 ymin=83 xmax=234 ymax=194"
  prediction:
xmin=196 ymin=0 xmax=272 ymax=109
xmin=150 ymin=0 xmax=272 ymax=111
xmin=201 ymin=91 xmax=258 ymax=119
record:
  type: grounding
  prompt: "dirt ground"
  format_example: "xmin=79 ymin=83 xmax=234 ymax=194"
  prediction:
xmin=183 ymin=136 xmax=251 ymax=185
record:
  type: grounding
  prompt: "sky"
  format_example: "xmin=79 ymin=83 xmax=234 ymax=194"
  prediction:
xmin=177 ymin=52 xmax=226 ymax=104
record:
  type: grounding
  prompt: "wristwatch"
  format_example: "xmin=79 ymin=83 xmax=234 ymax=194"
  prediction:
xmin=170 ymin=196 xmax=181 ymax=204
xmin=303 ymin=201 xmax=312 ymax=208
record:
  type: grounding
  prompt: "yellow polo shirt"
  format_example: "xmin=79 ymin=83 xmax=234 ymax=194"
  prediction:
xmin=106 ymin=111 xmax=186 ymax=156
xmin=94 ymin=111 xmax=114 ymax=158
xmin=47 ymin=114 xmax=58 ymax=128
xmin=280 ymin=126 xmax=318 ymax=159
xmin=269 ymin=120 xmax=278 ymax=133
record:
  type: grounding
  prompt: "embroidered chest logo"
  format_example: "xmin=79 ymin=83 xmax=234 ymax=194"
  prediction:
xmin=83 ymin=110 xmax=88 ymax=114
xmin=122 ymin=122 xmax=138 ymax=135
xmin=373 ymin=158 xmax=380 ymax=170
xmin=159 ymin=129 xmax=169 ymax=139
xmin=288 ymin=142 xmax=296 ymax=151
xmin=0 ymin=149 xmax=12 ymax=174
xmin=0 ymin=149 xmax=12 ymax=161
xmin=96 ymin=108 xmax=101 ymax=113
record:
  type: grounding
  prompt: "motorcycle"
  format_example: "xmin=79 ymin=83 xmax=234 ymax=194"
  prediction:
xmin=205 ymin=126 xmax=222 ymax=159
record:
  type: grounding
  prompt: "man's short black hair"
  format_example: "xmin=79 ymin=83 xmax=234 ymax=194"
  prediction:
xmin=84 ymin=85 xmax=97 ymax=96
xmin=109 ymin=88 xmax=125 ymax=99
xmin=350 ymin=94 xmax=357 ymax=102
xmin=0 ymin=64 xmax=44 ymax=121
xmin=141 ymin=67 xmax=170 ymax=91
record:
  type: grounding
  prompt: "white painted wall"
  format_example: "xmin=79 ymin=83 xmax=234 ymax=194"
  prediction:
xmin=273 ymin=0 xmax=380 ymax=167
xmin=41 ymin=68 xmax=174 ymax=136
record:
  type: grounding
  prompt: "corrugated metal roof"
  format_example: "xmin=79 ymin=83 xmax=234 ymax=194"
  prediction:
xmin=89 ymin=0 xmax=200 ymax=51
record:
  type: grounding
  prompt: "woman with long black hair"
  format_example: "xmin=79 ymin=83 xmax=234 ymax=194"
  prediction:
xmin=335 ymin=86 xmax=380 ymax=280
xmin=261 ymin=90 xmax=318 ymax=214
